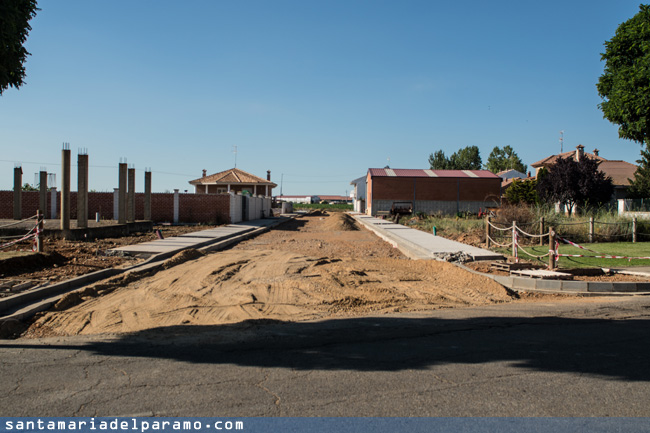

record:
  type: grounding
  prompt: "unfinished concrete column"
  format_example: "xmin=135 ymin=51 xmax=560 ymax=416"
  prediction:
xmin=39 ymin=170 xmax=47 ymax=217
xmin=113 ymin=188 xmax=119 ymax=219
xmin=77 ymin=151 xmax=89 ymax=228
xmin=173 ymin=189 xmax=180 ymax=224
xmin=144 ymin=169 xmax=152 ymax=221
xmin=127 ymin=166 xmax=136 ymax=223
xmin=50 ymin=187 xmax=57 ymax=219
xmin=118 ymin=161 xmax=127 ymax=224
xmin=13 ymin=165 xmax=22 ymax=220
xmin=61 ymin=144 xmax=71 ymax=230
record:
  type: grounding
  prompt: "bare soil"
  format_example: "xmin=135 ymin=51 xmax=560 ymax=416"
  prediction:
xmin=0 ymin=224 xmax=217 ymax=294
xmin=21 ymin=212 xmax=577 ymax=338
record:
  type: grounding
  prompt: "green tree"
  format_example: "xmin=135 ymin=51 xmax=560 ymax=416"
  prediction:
xmin=597 ymin=4 xmax=650 ymax=196
xmin=428 ymin=150 xmax=450 ymax=169
xmin=505 ymin=178 xmax=538 ymax=205
xmin=21 ymin=183 xmax=38 ymax=191
xmin=627 ymin=145 xmax=650 ymax=198
xmin=428 ymin=145 xmax=482 ymax=170
xmin=537 ymin=157 xmax=614 ymax=215
xmin=0 ymin=0 xmax=39 ymax=95
xmin=486 ymin=145 xmax=527 ymax=174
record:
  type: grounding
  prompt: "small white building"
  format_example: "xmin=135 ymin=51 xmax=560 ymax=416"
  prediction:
xmin=350 ymin=176 xmax=367 ymax=213
xmin=275 ymin=195 xmax=319 ymax=204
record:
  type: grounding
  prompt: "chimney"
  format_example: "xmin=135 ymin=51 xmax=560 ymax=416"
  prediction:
xmin=267 ymin=170 xmax=271 ymax=181
xmin=593 ymin=148 xmax=599 ymax=156
xmin=202 ymin=169 xmax=207 ymax=177
xmin=576 ymin=145 xmax=584 ymax=162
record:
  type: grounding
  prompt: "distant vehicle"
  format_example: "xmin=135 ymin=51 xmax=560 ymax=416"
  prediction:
xmin=390 ymin=201 xmax=413 ymax=221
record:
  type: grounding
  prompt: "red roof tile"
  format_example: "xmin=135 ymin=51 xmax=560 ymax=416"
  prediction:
xmin=367 ymin=168 xmax=500 ymax=179
xmin=189 ymin=168 xmax=277 ymax=187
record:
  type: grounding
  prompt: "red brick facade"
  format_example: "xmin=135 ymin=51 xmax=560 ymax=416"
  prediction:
xmin=0 ymin=190 xmax=231 ymax=224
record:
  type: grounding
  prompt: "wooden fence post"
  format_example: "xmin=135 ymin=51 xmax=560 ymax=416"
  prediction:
xmin=539 ymin=216 xmax=545 ymax=246
xmin=36 ymin=209 xmax=44 ymax=253
xmin=633 ymin=217 xmax=637 ymax=243
xmin=548 ymin=226 xmax=556 ymax=270
xmin=589 ymin=217 xmax=594 ymax=243
xmin=485 ymin=216 xmax=491 ymax=248
xmin=512 ymin=221 xmax=518 ymax=261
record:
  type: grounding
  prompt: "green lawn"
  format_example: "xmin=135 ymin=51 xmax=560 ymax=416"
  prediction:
xmin=495 ymin=242 xmax=650 ymax=269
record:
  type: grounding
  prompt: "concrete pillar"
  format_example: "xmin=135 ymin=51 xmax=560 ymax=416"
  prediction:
xmin=113 ymin=188 xmax=119 ymax=220
xmin=127 ymin=167 xmax=136 ymax=223
xmin=173 ymin=189 xmax=180 ymax=224
xmin=77 ymin=153 xmax=89 ymax=228
xmin=61 ymin=145 xmax=71 ymax=230
xmin=144 ymin=170 xmax=152 ymax=221
xmin=13 ymin=166 xmax=22 ymax=220
xmin=39 ymin=170 xmax=47 ymax=217
xmin=118 ymin=162 xmax=127 ymax=224
xmin=50 ymin=188 xmax=57 ymax=219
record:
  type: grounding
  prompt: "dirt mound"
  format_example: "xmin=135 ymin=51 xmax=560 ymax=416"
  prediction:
xmin=24 ymin=248 xmax=515 ymax=337
xmin=162 ymin=249 xmax=205 ymax=269
xmin=321 ymin=213 xmax=359 ymax=232
xmin=0 ymin=251 xmax=67 ymax=278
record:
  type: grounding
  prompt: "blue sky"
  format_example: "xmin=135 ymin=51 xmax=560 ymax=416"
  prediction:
xmin=0 ymin=0 xmax=645 ymax=195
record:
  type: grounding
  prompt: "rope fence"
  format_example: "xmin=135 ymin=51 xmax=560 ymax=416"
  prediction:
xmin=487 ymin=216 xmax=645 ymax=245
xmin=0 ymin=212 xmax=44 ymax=252
xmin=485 ymin=216 xmax=650 ymax=269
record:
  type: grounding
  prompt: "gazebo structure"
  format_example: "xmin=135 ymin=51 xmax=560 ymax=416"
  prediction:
xmin=189 ymin=168 xmax=276 ymax=196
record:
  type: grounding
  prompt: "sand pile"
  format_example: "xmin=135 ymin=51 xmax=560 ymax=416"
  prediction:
xmin=321 ymin=213 xmax=359 ymax=232
xmin=27 ymin=246 xmax=513 ymax=337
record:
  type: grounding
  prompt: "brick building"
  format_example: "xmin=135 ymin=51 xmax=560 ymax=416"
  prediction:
xmin=366 ymin=168 xmax=501 ymax=216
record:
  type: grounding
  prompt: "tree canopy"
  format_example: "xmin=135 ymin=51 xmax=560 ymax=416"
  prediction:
xmin=627 ymin=144 xmax=650 ymax=198
xmin=597 ymin=4 xmax=650 ymax=145
xmin=428 ymin=145 xmax=482 ymax=170
xmin=505 ymin=178 xmax=538 ymax=205
xmin=536 ymin=157 xmax=614 ymax=215
xmin=486 ymin=145 xmax=527 ymax=174
xmin=0 ymin=0 xmax=39 ymax=95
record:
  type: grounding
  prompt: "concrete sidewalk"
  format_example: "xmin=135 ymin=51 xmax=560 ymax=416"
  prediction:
xmin=351 ymin=214 xmax=503 ymax=261
xmin=110 ymin=218 xmax=286 ymax=257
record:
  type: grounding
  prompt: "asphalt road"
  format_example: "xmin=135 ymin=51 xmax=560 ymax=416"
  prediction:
xmin=1 ymin=296 xmax=650 ymax=417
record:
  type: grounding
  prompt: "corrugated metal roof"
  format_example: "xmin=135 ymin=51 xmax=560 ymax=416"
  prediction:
xmin=368 ymin=168 xmax=500 ymax=179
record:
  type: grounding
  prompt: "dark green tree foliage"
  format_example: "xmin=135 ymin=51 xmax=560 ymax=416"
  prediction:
xmin=627 ymin=144 xmax=650 ymax=198
xmin=428 ymin=145 xmax=482 ymax=170
xmin=597 ymin=4 xmax=650 ymax=145
xmin=537 ymin=157 xmax=614 ymax=215
xmin=428 ymin=150 xmax=450 ymax=169
xmin=597 ymin=4 xmax=650 ymax=197
xmin=0 ymin=0 xmax=39 ymax=95
xmin=486 ymin=145 xmax=527 ymax=174
xmin=505 ymin=178 xmax=538 ymax=205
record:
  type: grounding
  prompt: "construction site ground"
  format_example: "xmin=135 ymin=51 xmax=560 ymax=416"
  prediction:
xmin=1 ymin=211 xmax=646 ymax=339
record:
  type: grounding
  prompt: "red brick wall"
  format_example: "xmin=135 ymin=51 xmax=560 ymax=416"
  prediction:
xmin=0 ymin=191 xmax=231 ymax=224
xmin=150 ymin=193 xmax=174 ymax=222
xmin=179 ymin=194 xmax=230 ymax=224
xmin=369 ymin=177 xmax=501 ymax=202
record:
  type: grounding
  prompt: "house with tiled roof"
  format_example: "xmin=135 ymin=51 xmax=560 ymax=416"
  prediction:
xmin=531 ymin=145 xmax=637 ymax=200
xmin=366 ymin=168 xmax=501 ymax=216
xmin=189 ymin=168 xmax=277 ymax=196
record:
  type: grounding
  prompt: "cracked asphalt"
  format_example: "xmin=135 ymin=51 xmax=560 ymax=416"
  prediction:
xmin=1 ymin=296 xmax=650 ymax=416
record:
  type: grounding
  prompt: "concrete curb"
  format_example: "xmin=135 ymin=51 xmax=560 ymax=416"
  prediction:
xmin=350 ymin=214 xmax=503 ymax=261
xmin=456 ymin=263 xmax=650 ymax=296
xmin=0 ymin=217 xmax=293 ymax=324
xmin=348 ymin=214 xmax=650 ymax=297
